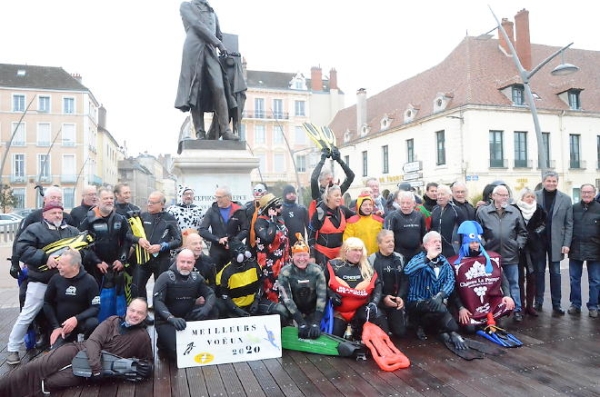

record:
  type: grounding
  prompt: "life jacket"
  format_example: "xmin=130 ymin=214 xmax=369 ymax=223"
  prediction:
xmin=327 ymin=262 xmax=377 ymax=321
xmin=315 ymin=209 xmax=347 ymax=260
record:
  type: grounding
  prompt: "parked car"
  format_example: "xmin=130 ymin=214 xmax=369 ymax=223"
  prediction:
xmin=11 ymin=208 xmax=35 ymax=218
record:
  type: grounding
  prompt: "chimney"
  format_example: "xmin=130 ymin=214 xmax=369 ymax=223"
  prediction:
xmin=71 ymin=72 xmax=82 ymax=83
xmin=498 ymin=18 xmax=515 ymax=55
xmin=311 ymin=66 xmax=323 ymax=91
xmin=356 ymin=88 xmax=367 ymax=134
xmin=98 ymin=105 xmax=107 ymax=129
xmin=514 ymin=9 xmax=531 ymax=71
xmin=329 ymin=68 xmax=338 ymax=90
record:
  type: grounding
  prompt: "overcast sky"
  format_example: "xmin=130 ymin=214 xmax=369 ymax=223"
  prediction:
xmin=1 ymin=1 xmax=598 ymax=157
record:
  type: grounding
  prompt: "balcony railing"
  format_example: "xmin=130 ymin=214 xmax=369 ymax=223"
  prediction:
xmin=569 ymin=160 xmax=586 ymax=169
xmin=242 ymin=110 xmax=290 ymax=120
xmin=537 ymin=159 xmax=556 ymax=169
xmin=60 ymin=174 xmax=78 ymax=183
xmin=489 ymin=158 xmax=507 ymax=168
xmin=9 ymin=175 xmax=26 ymax=184
xmin=513 ymin=159 xmax=532 ymax=168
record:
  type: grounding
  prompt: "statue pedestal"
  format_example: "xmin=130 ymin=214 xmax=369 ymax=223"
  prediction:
xmin=172 ymin=140 xmax=259 ymax=213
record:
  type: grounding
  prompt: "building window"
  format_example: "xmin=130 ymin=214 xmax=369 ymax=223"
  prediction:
xmin=294 ymin=126 xmax=306 ymax=144
xmin=489 ymin=130 xmax=504 ymax=168
xmin=255 ymin=125 xmax=265 ymax=145
xmin=12 ymin=188 xmax=25 ymax=209
xmin=37 ymin=123 xmax=51 ymax=146
xmin=12 ymin=94 xmax=25 ymax=112
xmin=13 ymin=154 xmax=25 ymax=179
xmin=273 ymin=99 xmax=283 ymax=119
xmin=274 ymin=153 xmax=285 ymax=170
xmin=11 ymin=122 xmax=26 ymax=146
xmin=257 ymin=154 xmax=266 ymax=171
xmin=541 ymin=132 xmax=551 ymax=169
xmin=273 ymin=125 xmax=284 ymax=144
xmin=62 ymin=154 xmax=76 ymax=183
xmin=254 ymin=98 xmax=264 ymax=118
xmin=295 ymin=101 xmax=305 ymax=117
xmin=514 ymin=131 xmax=528 ymax=167
xmin=362 ymin=151 xmax=368 ymax=177
xmin=63 ymin=188 xmax=75 ymax=209
xmin=568 ymin=90 xmax=581 ymax=110
xmin=63 ymin=97 xmax=75 ymax=114
xmin=407 ymin=139 xmax=415 ymax=163
xmin=382 ymin=145 xmax=389 ymax=174
xmin=512 ymin=85 xmax=525 ymax=106
xmin=38 ymin=154 xmax=51 ymax=181
xmin=38 ymin=96 xmax=50 ymax=113
xmin=569 ymin=134 xmax=581 ymax=168
xmin=436 ymin=130 xmax=446 ymax=165
xmin=62 ymin=123 xmax=76 ymax=146
xmin=296 ymin=155 xmax=307 ymax=172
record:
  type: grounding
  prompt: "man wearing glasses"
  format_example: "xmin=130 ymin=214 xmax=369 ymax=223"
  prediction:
xmin=131 ymin=191 xmax=182 ymax=299
xmin=567 ymin=184 xmax=600 ymax=318
xmin=199 ymin=186 xmax=248 ymax=271
xmin=476 ymin=185 xmax=528 ymax=322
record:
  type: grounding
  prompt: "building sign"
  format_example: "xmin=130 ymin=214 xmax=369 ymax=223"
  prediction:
xmin=194 ymin=194 xmax=251 ymax=214
xmin=176 ymin=315 xmax=282 ymax=368
xmin=403 ymin=161 xmax=422 ymax=174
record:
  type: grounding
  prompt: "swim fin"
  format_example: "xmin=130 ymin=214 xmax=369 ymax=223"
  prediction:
xmin=464 ymin=338 xmax=505 ymax=356
xmin=440 ymin=332 xmax=484 ymax=361
xmin=476 ymin=327 xmax=523 ymax=348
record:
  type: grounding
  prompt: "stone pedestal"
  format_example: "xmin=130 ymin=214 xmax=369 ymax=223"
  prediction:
xmin=172 ymin=140 xmax=259 ymax=213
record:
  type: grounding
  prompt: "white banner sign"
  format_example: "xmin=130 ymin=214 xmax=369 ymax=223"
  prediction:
xmin=176 ymin=315 xmax=282 ymax=368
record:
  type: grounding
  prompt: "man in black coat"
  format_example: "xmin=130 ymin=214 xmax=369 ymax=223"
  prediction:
xmin=43 ymin=248 xmax=100 ymax=348
xmin=68 ymin=185 xmax=98 ymax=227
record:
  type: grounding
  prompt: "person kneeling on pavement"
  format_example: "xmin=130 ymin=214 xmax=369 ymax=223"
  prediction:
xmin=154 ymin=249 xmax=217 ymax=359
xmin=278 ymin=234 xmax=327 ymax=339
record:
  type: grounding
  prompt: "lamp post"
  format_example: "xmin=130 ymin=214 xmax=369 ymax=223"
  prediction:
xmin=490 ymin=7 xmax=579 ymax=179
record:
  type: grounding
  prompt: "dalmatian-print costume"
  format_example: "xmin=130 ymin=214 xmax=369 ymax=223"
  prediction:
xmin=167 ymin=185 xmax=203 ymax=230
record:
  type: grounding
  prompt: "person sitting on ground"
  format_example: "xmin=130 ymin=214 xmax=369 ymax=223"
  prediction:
xmin=326 ymin=237 xmax=387 ymax=338
xmin=448 ymin=221 xmax=514 ymax=333
xmin=43 ymin=248 xmax=100 ymax=349
xmin=368 ymin=230 xmax=408 ymax=338
xmin=0 ymin=298 xmax=153 ymax=397
xmin=153 ymin=249 xmax=217 ymax=359
xmin=278 ymin=234 xmax=327 ymax=339
xmin=404 ymin=231 xmax=460 ymax=342
xmin=344 ymin=194 xmax=384 ymax=256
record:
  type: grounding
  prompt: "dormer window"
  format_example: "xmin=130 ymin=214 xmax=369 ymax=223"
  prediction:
xmin=404 ymin=106 xmax=418 ymax=123
xmin=360 ymin=124 xmax=370 ymax=137
xmin=512 ymin=85 xmax=525 ymax=106
xmin=344 ymin=129 xmax=352 ymax=143
xmin=568 ymin=90 xmax=581 ymax=110
xmin=380 ymin=114 xmax=391 ymax=130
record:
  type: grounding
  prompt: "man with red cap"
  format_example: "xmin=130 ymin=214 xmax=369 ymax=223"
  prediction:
xmin=7 ymin=201 xmax=81 ymax=365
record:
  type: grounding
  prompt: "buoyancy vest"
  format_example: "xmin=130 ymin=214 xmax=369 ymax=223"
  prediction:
xmin=315 ymin=210 xmax=347 ymax=260
xmin=327 ymin=262 xmax=377 ymax=321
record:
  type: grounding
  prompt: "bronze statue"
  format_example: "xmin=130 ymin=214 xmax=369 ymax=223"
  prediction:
xmin=175 ymin=0 xmax=243 ymax=141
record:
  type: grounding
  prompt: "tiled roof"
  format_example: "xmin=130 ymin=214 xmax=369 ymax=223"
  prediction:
xmin=329 ymin=36 xmax=600 ymax=144
xmin=0 ymin=63 xmax=88 ymax=91
xmin=246 ymin=70 xmax=337 ymax=92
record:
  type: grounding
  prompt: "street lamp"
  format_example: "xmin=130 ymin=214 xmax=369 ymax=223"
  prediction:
xmin=490 ymin=7 xmax=579 ymax=178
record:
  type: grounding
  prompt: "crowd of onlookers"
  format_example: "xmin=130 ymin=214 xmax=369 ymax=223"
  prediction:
xmin=2 ymin=160 xmax=599 ymax=394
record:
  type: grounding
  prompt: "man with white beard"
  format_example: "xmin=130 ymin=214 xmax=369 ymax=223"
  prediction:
xmin=7 ymin=202 xmax=80 ymax=365
xmin=476 ymin=185 xmax=528 ymax=322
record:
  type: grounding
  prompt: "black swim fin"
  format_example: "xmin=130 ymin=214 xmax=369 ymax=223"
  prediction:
xmin=440 ymin=332 xmax=484 ymax=361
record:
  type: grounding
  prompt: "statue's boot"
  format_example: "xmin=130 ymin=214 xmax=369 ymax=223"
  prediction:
xmin=196 ymin=129 xmax=207 ymax=140
xmin=221 ymin=131 xmax=239 ymax=141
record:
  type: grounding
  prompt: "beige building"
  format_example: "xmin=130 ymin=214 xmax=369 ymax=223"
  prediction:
xmin=0 ymin=64 xmax=104 ymax=209
xmin=241 ymin=65 xmax=345 ymax=197
xmin=329 ymin=10 xmax=600 ymax=203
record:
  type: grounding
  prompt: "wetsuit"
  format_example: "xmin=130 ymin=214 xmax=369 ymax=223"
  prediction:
xmin=384 ymin=209 xmax=426 ymax=263
xmin=278 ymin=262 xmax=327 ymax=326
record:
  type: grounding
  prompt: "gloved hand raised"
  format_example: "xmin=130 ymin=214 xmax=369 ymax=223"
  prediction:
xmin=320 ymin=147 xmax=331 ymax=160
xmin=307 ymin=324 xmax=321 ymax=339
xmin=297 ymin=322 xmax=310 ymax=339
xmin=167 ymin=316 xmax=187 ymax=331
xmin=330 ymin=147 xmax=341 ymax=161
